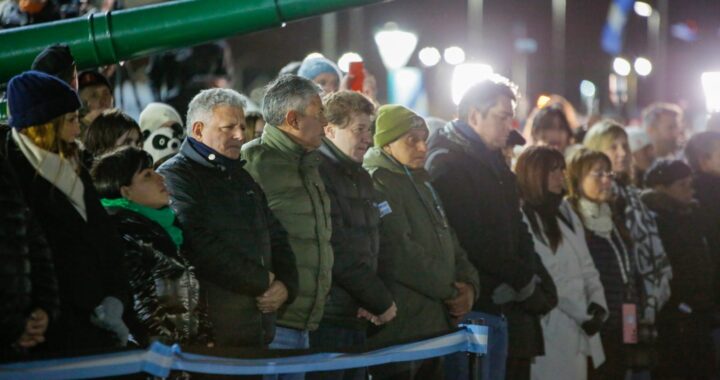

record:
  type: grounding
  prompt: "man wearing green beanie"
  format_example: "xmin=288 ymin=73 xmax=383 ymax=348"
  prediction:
xmin=363 ymin=104 xmax=480 ymax=379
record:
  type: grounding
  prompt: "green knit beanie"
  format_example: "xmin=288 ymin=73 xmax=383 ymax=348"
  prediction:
xmin=373 ymin=104 xmax=427 ymax=147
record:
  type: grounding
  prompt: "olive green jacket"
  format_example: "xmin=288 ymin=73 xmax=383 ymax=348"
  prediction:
xmin=362 ymin=147 xmax=480 ymax=345
xmin=242 ymin=125 xmax=333 ymax=331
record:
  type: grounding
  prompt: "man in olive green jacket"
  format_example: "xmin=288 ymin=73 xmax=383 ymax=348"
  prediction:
xmin=242 ymin=75 xmax=333 ymax=380
xmin=363 ymin=105 xmax=480 ymax=380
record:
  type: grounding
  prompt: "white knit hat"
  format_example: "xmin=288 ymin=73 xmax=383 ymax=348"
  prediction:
xmin=139 ymin=102 xmax=183 ymax=137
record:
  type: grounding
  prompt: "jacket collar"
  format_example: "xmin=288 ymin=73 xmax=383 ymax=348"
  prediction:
xmin=262 ymin=124 xmax=322 ymax=166
xmin=319 ymin=138 xmax=361 ymax=169
xmin=640 ymin=188 xmax=697 ymax=215
xmin=440 ymin=120 xmax=507 ymax=178
xmin=363 ymin=146 xmax=430 ymax=180
xmin=179 ymin=138 xmax=245 ymax=172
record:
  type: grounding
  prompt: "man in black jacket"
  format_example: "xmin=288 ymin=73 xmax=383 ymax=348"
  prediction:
xmin=309 ymin=91 xmax=396 ymax=380
xmin=158 ymin=88 xmax=299 ymax=353
xmin=426 ymin=80 xmax=557 ymax=380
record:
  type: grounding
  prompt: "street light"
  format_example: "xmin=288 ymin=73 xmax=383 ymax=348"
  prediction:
xmin=374 ymin=23 xmax=418 ymax=70
xmin=444 ymin=46 xmax=466 ymax=65
xmin=613 ymin=57 xmax=632 ymax=76
xmin=451 ymin=63 xmax=493 ymax=104
xmin=634 ymin=1 xmax=653 ymax=18
xmin=580 ymin=80 xmax=597 ymax=98
xmin=702 ymin=72 xmax=720 ymax=113
xmin=418 ymin=47 xmax=441 ymax=67
xmin=634 ymin=57 xmax=653 ymax=76
xmin=337 ymin=52 xmax=363 ymax=73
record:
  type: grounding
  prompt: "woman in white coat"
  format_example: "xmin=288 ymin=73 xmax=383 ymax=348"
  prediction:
xmin=515 ymin=146 xmax=608 ymax=380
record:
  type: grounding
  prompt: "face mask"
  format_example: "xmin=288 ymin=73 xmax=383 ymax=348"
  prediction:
xmin=19 ymin=0 xmax=46 ymax=14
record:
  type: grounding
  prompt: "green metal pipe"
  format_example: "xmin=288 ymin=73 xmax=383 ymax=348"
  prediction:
xmin=0 ymin=0 xmax=385 ymax=84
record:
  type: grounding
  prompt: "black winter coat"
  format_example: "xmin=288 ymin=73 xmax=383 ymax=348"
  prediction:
xmin=158 ymin=140 xmax=299 ymax=347
xmin=317 ymin=140 xmax=394 ymax=330
xmin=641 ymin=191 xmax=716 ymax=317
xmin=693 ymin=173 xmax=720 ymax=268
xmin=4 ymin=133 xmax=129 ymax=353
xmin=0 ymin=152 xmax=59 ymax=353
xmin=105 ymin=207 xmax=213 ymax=346
xmin=426 ymin=121 xmax=557 ymax=358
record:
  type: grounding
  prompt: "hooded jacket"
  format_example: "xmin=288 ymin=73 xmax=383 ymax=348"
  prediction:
xmin=242 ymin=124 xmax=333 ymax=332
xmin=317 ymin=139 xmax=394 ymax=330
xmin=159 ymin=139 xmax=298 ymax=347
xmin=362 ymin=146 xmax=480 ymax=346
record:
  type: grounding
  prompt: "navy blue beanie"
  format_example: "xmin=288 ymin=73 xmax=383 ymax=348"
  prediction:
xmin=7 ymin=70 xmax=81 ymax=130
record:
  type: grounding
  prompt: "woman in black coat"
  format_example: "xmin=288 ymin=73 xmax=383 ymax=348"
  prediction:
xmin=92 ymin=146 xmax=212 ymax=347
xmin=4 ymin=71 xmax=129 ymax=353
xmin=641 ymin=160 xmax=717 ymax=379
xmin=0 ymin=147 xmax=60 ymax=359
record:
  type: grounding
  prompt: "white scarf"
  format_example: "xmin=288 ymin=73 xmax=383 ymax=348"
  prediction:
xmin=578 ymin=197 xmax=613 ymax=237
xmin=12 ymin=129 xmax=87 ymax=221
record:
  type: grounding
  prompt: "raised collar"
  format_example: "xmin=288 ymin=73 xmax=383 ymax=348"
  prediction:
xmin=180 ymin=138 xmax=245 ymax=172
xmin=319 ymin=138 xmax=361 ymax=169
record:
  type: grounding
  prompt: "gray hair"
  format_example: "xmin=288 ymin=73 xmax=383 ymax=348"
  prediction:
xmin=642 ymin=102 xmax=682 ymax=130
xmin=262 ymin=74 xmax=321 ymax=127
xmin=186 ymin=88 xmax=246 ymax=133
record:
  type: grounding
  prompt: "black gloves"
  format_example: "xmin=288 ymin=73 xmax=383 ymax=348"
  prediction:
xmin=581 ymin=302 xmax=607 ymax=336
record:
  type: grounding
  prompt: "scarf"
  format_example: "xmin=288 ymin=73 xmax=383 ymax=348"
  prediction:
xmin=614 ymin=182 xmax=672 ymax=323
xmin=187 ymin=137 xmax=239 ymax=171
xmin=12 ymin=128 xmax=87 ymax=220
xmin=101 ymin=197 xmax=184 ymax=248
xmin=578 ymin=197 xmax=613 ymax=237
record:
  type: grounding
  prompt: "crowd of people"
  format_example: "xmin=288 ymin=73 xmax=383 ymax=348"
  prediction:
xmin=1 ymin=40 xmax=720 ymax=380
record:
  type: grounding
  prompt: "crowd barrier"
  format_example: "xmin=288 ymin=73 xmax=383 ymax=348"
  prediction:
xmin=0 ymin=324 xmax=488 ymax=379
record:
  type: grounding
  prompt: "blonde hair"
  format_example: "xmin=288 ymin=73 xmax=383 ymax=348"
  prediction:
xmin=21 ymin=114 xmax=79 ymax=161
xmin=583 ymin=119 xmax=627 ymax=151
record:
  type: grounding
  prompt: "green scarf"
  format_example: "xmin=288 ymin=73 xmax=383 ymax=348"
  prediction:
xmin=101 ymin=198 xmax=184 ymax=248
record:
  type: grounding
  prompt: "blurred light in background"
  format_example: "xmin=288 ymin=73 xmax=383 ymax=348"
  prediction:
xmin=337 ymin=52 xmax=363 ymax=73
xmin=634 ymin=57 xmax=653 ymax=76
xmin=536 ymin=94 xmax=552 ymax=108
xmin=305 ymin=52 xmax=325 ymax=60
xmin=633 ymin=1 xmax=653 ymax=18
xmin=374 ymin=24 xmax=418 ymax=70
xmin=613 ymin=57 xmax=632 ymax=76
xmin=418 ymin=47 xmax=441 ymax=67
xmin=444 ymin=46 xmax=466 ymax=66
xmin=702 ymin=72 xmax=720 ymax=112
xmin=451 ymin=63 xmax=493 ymax=104
xmin=580 ymin=80 xmax=597 ymax=98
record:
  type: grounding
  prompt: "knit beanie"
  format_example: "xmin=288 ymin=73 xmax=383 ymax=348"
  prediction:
xmin=139 ymin=102 xmax=183 ymax=137
xmin=7 ymin=70 xmax=81 ymax=130
xmin=374 ymin=104 xmax=427 ymax=147
xmin=645 ymin=159 xmax=692 ymax=187
xmin=31 ymin=44 xmax=75 ymax=79
xmin=298 ymin=56 xmax=341 ymax=82
xmin=626 ymin=126 xmax=651 ymax=153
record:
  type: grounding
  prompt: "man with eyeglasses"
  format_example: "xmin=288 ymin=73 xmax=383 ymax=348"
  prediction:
xmin=242 ymin=75 xmax=333 ymax=380
xmin=426 ymin=79 xmax=558 ymax=380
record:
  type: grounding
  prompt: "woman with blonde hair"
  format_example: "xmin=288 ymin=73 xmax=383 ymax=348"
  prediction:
xmin=3 ymin=71 xmax=129 ymax=352
xmin=566 ymin=148 xmax=641 ymax=379
xmin=584 ymin=121 xmax=671 ymax=365
xmin=517 ymin=146 xmax=607 ymax=380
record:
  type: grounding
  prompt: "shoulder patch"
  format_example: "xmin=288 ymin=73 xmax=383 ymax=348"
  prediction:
xmin=376 ymin=200 xmax=392 ymax=218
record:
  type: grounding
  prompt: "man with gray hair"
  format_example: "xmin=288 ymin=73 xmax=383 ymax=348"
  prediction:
xmin=242 ymin=75 xmax=332 ymax=380
xmin=642 ymin=102 xmax=684 ymax=159
xmin=158 ymin=88 xmax=299 ymax=357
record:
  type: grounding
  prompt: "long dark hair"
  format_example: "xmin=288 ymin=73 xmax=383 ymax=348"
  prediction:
xmin=516 ymin=146 xmax=566 ymax=251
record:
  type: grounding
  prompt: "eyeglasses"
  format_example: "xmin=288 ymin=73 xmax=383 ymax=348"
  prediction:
xmin=588 ymin=170 xmax=616 ymax=180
